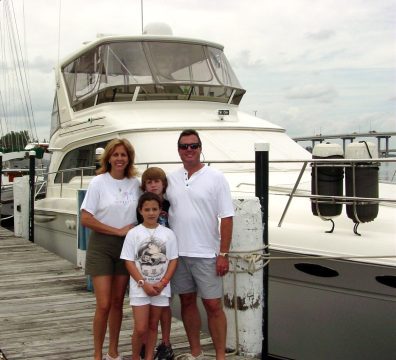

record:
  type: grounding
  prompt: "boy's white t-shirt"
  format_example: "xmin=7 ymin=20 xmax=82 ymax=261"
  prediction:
xmin=120 ymin=224 xmax=178 ymax=298
xmin=80 ymin=172 xmax=141 ymax=228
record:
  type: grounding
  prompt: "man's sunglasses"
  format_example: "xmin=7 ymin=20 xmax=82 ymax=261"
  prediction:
xmin=178 ymin=143 xmax=201 ymax=150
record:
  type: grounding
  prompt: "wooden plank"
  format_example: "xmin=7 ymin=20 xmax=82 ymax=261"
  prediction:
xmin=0 ymin=228 xmax=250 ymax=360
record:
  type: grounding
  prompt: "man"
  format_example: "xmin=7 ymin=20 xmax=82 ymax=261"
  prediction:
xmin=167 ymin=129 xmax=234 ymax=360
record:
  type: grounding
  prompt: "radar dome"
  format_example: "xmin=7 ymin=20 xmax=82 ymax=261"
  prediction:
xmin=143 ymin=23 xmax=173 ymax=35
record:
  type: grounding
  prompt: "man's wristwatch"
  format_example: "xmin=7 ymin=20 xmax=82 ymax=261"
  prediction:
xmin=137 ymin=279 xmax=145 ymax=287
xmin=219 ymin=252 xmax=229 ymax=258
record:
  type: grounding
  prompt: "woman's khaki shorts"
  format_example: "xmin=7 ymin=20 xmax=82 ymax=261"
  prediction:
xmin=85 ymin=231 xmax=128 ymax=276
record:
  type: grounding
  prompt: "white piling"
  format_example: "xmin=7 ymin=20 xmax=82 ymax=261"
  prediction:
xmin=224 ymin=196 xmax=264 ymax=357
xmin=13 ymin=176 xmax=30 ymax=239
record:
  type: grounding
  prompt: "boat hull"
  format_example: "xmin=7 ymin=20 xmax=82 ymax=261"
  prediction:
xmin=34 ymin=210 xmax=77 ymax=265
xmin=268 ymin=250 xmax=396 ymax=359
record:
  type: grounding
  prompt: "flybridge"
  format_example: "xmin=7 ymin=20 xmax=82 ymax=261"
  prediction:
xmin=60 ymin=38 xmax=246 ymax=112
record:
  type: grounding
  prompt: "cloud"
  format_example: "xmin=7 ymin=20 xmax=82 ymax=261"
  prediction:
xmin=354 ymin=112 xmax=396 ymax=132
xmin=28 ymin=56 xmax=54 ymax=74
xmin=1 ymin=0 xmax=395 ymax=142
xmin=306 ymin=29 xmax=336 ymax=41
xmin=285 ymin=84 xmax=338 ymax=103
xmin=0 ymin=62 xmax=14 ymax=71
xmin=277 ymin=106 xmax=319 ymax=137
xmin=230 ymin=50 xmax=265 ymax=69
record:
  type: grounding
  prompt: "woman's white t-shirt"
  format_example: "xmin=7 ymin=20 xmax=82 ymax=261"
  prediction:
xmin=81 ymin=172 xmax=141 ymax=228
xmin=120 ymin=224 xmax=178 ymax=298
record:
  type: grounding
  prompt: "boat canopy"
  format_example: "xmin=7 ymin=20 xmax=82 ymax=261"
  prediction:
xmin=61 ymin=40 xmax=246 ymax=112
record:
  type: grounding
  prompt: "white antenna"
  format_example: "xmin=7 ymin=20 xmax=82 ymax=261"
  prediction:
xmin=141 ymin=0 xmax=144 ymax=35
xmin=57 ymin=0 xmax=62 ymax=69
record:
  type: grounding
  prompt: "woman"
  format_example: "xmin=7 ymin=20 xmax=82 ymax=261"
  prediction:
xmin=81 ymin=138 xmax=141 ymax=360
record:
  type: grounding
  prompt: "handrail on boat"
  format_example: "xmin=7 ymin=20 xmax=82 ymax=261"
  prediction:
xmin=35 ymin=158 xmax=396 ymax=228
xmin=276 ymin=158 xmax=396 ymax=228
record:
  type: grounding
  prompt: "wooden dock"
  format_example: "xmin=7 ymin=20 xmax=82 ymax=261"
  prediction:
xmin=0 ymin=227 xmax=248 ymax=360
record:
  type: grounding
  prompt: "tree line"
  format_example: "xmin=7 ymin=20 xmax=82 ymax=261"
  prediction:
xmin=0 ymin=130 xmax=31 ymax=152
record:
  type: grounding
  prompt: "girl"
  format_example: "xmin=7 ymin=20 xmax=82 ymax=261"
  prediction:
xmin=121 ymin=192 xmax=178 ymax=360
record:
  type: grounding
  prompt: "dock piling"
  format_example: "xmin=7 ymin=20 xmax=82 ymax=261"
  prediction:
xmin=29 ymin=150 xmax=35 ymax=242
xmin=254 ymin=143 xmax=269 ymax=360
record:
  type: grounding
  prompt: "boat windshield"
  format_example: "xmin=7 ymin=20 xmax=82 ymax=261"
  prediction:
xmin=62 ymin=40 xmax=245 ymax=111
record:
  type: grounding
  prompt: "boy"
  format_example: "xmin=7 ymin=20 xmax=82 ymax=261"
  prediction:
xmin=138 ymin=167 xmax=170 ymax=228
xmin=121 ymin=192 xmax=178 ymax=360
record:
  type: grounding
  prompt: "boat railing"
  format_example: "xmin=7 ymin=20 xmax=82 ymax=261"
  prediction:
xmin=272 ymin=158 xmax=395 ymax=231
xmin=44 ymin=161 xmax=255 ymax=197
xmin=40 ymin=158 xmax=396 ymax=226
xmin=1 ymin=167 xmax=47 ymax=191
xmin=45 ymin=166 xmax=97 ymax=198
xmin=144 ymin=158 xmax=396 ymax=232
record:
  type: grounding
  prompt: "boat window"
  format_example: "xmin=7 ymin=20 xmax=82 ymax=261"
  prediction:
xmin=186 ymin=86 xmax=233 ymax=103
xmin=104 ymin=42 xmax=153 ymax=85
xmin=63 ymin=47 xmax=103 ymax=103
xmin=54 ymin=141 xmax=108 ymax=183
xmin=96 ymin=85 xmax=137 ymax=104
xmin=73 ymin=95 xmax=96 ymax=111
xmin=231 ymin=89 xmax=245 ymax=105
xmin=147 ymin=42 xmax=213 ymax=83
xmin=50 ymin=95 xmax=60 ymax=137
xmin=62 ymin=40 xmax=245 ymax=111
xmin=207 ymin=47 xmax=242 ymax=88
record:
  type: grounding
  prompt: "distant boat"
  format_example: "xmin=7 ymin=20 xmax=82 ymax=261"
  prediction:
xmin=1 ymin=143 xmax=50 ymax=218
xmin=33 ymin=24 xmax=396 ymax=359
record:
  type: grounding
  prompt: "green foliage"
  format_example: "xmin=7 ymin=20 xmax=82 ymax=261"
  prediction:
xmin=0 ymin=130 xmax=31 ymax=152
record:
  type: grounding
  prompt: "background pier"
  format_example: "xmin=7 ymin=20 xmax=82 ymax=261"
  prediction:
xmin=293 ymin=130 xmax=396 ymax=157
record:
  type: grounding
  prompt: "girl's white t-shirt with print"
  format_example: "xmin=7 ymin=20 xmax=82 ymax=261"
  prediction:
xmin=121 ymin=224 xmax=178 ymax=298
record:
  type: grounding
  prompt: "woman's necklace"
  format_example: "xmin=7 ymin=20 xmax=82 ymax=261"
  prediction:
xmin=115 ymin=178 xmax=125 ymax=193
xmin=109 ymin=172 xmax=126 ymax=193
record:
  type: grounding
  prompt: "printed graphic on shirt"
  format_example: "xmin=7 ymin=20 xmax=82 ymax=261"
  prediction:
xmin=115 ymin=190 xmax=137 ymax=207
xmin=137 ymin=237 xmax=167 ymax=282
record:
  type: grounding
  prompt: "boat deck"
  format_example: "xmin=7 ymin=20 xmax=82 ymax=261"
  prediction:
xmin=0 ymin=227 xmax=249 ymax=360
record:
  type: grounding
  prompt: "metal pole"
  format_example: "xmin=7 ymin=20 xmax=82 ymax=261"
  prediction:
xmin=277 ymin=162 xmax=308 ymax=227
xmin=385 ymin=136 xmax=390 ymax=158
xmin=0 ymin=152 xmax=2 ymax=210
xmin=29 ymin=150 xmax=36 ymax=242
xmin=255 ymin=143 xmax=269 ymax=360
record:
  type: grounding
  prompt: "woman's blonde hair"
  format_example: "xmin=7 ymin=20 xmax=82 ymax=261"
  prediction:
xmin=97 ymin=138 xmax=138 ymax=178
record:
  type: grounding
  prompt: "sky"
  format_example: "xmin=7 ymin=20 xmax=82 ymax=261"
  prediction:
xmin=1 ymin=0 xmax=395 ymax=142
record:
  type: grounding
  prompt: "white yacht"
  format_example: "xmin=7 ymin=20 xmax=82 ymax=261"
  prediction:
xmin=34 ymin=26 xmax=396 ymax=360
